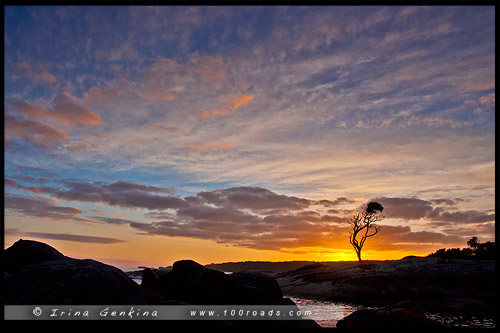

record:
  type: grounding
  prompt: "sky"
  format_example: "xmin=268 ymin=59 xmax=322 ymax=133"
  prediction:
xmin=3 ymin=5 xmax=495 ymax=268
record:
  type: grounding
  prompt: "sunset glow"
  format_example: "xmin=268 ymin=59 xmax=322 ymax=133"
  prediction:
xmin=4 ymin=6 xmax=495 ymax=268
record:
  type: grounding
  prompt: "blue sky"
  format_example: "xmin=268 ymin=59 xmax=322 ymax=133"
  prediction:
xmin=4 ymin=6 xmax=495 ymax=266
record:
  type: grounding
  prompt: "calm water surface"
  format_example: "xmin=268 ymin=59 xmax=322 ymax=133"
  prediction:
xmin=289 ymin=296 xmax=364 ymax=327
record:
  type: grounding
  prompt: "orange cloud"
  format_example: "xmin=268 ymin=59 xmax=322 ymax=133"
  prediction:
xmin=199 ymin=94 xmax=254 ymax=118
xmin=227 ymin=95 xmax=254 ymax=110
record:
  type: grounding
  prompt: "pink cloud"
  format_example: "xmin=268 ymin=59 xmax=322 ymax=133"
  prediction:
xmin=464 ymin=93 xmax=495 ymax=110
xmin=83 ymin=86 xmax=124 ymax=103
xmin=16 ymin=61 xmax=57 ymax=84
xmin=148 ymin=125 xmax=179 ymax=132
xmin=35 ymin=71 xmax=57 ymax=83
xmin=12 ymin=93 xmax=104 ymax=128
xmin=478 ymin=94 xmax=495 ymax=106
xmin=5 ymin=116 xmax=71 ymax=148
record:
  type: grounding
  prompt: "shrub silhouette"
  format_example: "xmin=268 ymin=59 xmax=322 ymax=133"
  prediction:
xmin=428 ymin=237 xmax=495 ymax=260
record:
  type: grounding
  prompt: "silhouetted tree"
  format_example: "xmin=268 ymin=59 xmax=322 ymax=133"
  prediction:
xmin=348 ymin=202 xmax=384 ymax=261
xmin=467 ymin=236 xmax=480 ymax=249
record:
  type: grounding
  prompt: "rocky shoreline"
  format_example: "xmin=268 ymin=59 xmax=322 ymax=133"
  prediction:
xmin=4 ymin=239 xmax=495 ymax=328
xmin=276 ymin=256 xmax=496 ymax=327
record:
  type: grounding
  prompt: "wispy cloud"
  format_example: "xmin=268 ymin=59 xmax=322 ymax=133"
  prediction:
xmin=8 ymin=178 xmax=183 ymax=211
xmin=4 ymin=193 xmax=89 ymax=223
xmin=188 ymin=140 xmax=234 ymax=154
xmin=23 ymin=232 xmax=126 ymax=244
xmin=15 ymin=61 xmax=58 ymax=84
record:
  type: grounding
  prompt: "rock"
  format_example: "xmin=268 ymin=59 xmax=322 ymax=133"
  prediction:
xmin=291 ymin=263 xmax=325 ymax=273
xmin=336 ymin=308 xmax=444 ymax=328
xmin=417 ymin=297 xmax=496 ymax=317
xmin=4 ymin=239 xmax=147 ymax=305
xmin=141 ymin=267 xmax=159 ymax=292
xmin=158 ymin=260 xmax=281 ymax=305
xmin=155 ymin=260 xmax=321 ymax=326
xmin=4 ymin=239 xmax=65 ymax=273
xmin=232 ymin=271 xmax=283 ymax=303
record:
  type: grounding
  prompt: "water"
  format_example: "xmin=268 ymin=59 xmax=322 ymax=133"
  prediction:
xmin=289 ymin=296 xmax=369 ymax=328
xmin=424 ymin=311 xmax=496 ymax=329
xmin=290 ymin=296 xmax=495 ymax=328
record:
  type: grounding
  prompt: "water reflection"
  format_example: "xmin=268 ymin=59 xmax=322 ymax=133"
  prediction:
xmin=289 ymin=297 xmax=370 ymax=328
xmin=290 ymin=296 xmax=495 ymax=329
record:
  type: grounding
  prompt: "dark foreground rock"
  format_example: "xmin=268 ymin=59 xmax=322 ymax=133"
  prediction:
xmin=4 ymin=238 xmax=66 ymax=273
xmin=277 ymin=256 xmax=495 ymax=317
xmin=4 ymin=239 xmax=320 ymax=327
xmin=4 ymin=239 xmax=147 ymax=304
xmin=232 ymin=270 xmax=284 ymax=303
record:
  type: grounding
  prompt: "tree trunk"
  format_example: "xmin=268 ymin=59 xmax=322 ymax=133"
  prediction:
xmin=356 ymin=250 xmax=362 ymax=262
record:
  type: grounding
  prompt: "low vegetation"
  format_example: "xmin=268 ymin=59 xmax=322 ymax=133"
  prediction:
xmin=427 ymin=236 xmax=495 ymax=260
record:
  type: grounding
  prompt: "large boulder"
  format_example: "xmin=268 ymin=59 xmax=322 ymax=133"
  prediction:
xmin=158 ymin=260 xmax=281 ymax=305
xmin=4 ymin=239 xmax=65 ymax=273
xmin=4 ymin=239 xmax=147 ymax=305
xmin=141 ymin=267 xmax=160 ymax=292
xmin=232 ymin=271 xmax=283 ymax=303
